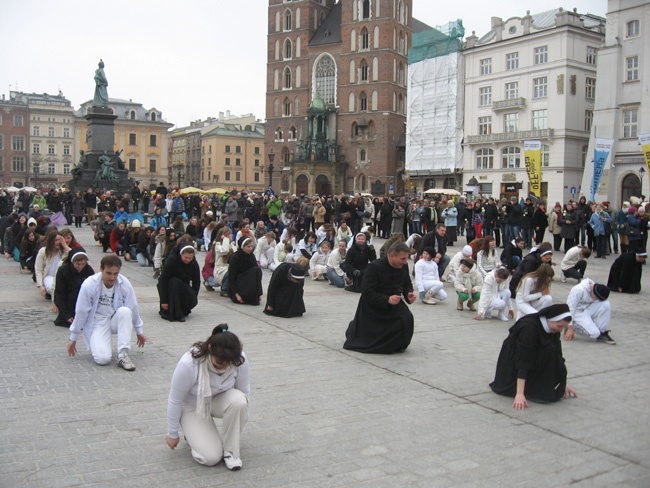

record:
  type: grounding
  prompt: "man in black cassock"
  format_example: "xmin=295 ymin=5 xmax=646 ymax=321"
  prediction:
xmin=263 ymin=262 xmax=307 ymax=318
xmin=343 ymin=242 xmax=416 ymax=354
xmin=607 ymin=250 xmax=646 ymax=294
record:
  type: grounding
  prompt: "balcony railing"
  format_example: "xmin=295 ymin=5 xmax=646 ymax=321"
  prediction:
xmin=465 ymin=129 xmax=554 ymax=144
xmin=492 ymin=97 xmax=526 ymax=111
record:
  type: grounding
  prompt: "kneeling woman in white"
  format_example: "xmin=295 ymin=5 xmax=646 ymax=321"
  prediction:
xmin=515 ymin=264 xmax=554 ymax=320
xmin=475 ymin=267 xmax=513 ymax=321
xmin=166 ymin=325 xmax=250 ymax=470
xmin=414 ymin=246 xmax=447 ymax=304
xmin=254 ymin=232 xmax=276 ymax=269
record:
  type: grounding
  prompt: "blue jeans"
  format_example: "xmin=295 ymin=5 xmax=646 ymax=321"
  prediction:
xmin=510 ymin=225 xmax=521 ymax=242
xmin=327 ymin=268 xmax=346 ymax=288
xmin=521 ymin=228 xmax=533 ymax=248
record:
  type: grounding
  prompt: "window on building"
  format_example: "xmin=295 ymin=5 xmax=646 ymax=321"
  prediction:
xmin=235 ymin=145 xmax=241 ymax=153
xmin=542 ymin=144 xmax=550 ymax=167
xmin=501 ymin=146 xmax=521 ymax=168
xmin=0 ymin=135 xmax=3 ymax=150
xmin=533 ymin=77 xmax=547 ymax=98
xmin=284 ymin=98 xmax=291 ymax=116
xmin=63 ymin=128 xmax=70 ymax=138
xmin=225 ymin=145 xmax=231 ymax=153
xmin=48 ymin=163 xmax=55 ymax=174
xmin=255 ymin=159 xmax=260 ymax=167
xmin=254 ymin=173 xmax=260 ymax=182
xmin=585 ymin=110 xmax=593 ymax=132
xmin=63 ymin=163 xmax=70 ymax=175
xmin=586 ymin=46 xmax=597 ymax=65
xmin=480 ymin=58 xmax=492 ymax=75
xmin=476 ymin=148 xmax=494 ymax=169
xmin=360 ymin=149 xmax=367 ymax=161
xmin=362 ymin=0 xmax=370 ymax=19
xmin=360 ymin=59 xmax=369 ymax=82
xmin=151 ymin=112 xmax=157 ymax=121
xmin=33 ymin=126 xmax=40 ymax=136
xmin=504 ymin=113 xmax=518 ymax=133
xmin=150 ymin=134 xmax=157 ymax=147
xmin=254 ymin=146 xmax=260 ymax=155
xmin=284 ymin=38 xmax=292 ymax=59
xmin=294 ymin=96 xmax=300 ymax=115
xmin=33 ymin=144 xmax=40 ymax=154
xmin=398 ymin=63 xmax=405 ymax=86
xmin=130 ymin=110 xmax=136 ymax=120
xmin=13 ymin=115 xmax=24 ymax=127
xmin=129 ymin=158 xmax=137 ymax=172
xmin=284 ymin=9 xmax=292 ymax=30
xmin=626 ymin=20 xmax=639 ymax=38
xmin=532 ymin=109 xmax=548 ymax=130
xmin=12 ymin=157 xmax=25 ymax=172
xmin=534 ymin=46 xmax=548 ymax=65
xmin=479 ymin=86 xmax=492 ymax=106
xmin=33 ymin=162 xmax=40 ymax=174
xmin=0 ymin=156 xmax=2 ymax=171
xmin=12 ymin=135 xmax=24 ymax=151
xmin=359 ymin=92 xmax=368 ymax=111
xmin=235 ymin=171 xmax=241 ymax=181
xmin=149 ymin=159 xmax=157 ymax=173
xmin=478 ymin=116 xmax=492 ymax=135
xmin=225 ymin=171 xmax=231 ymax=181
xmin=506 ymin=52 xmax=519 ymax=70
xmin=398 ymin=31 xmax=405 ymax=54
xmin=63 ymin=145 xmax=70 ymax=156
xmin=236 ymin=158 xmax=241 ymax=166
xmin=225 ymin=157 xmax=231 ymax=166
xmin=585 ymin=77 xmax=596 ymax=99
xmin=623 ymin=108 xmax=638 ymax=138
xmin=129 ymin=133 xmax=136 ymax=145
xmin=48 ymin=127 xmax=55 ymax=137
xmin=626 ymin=56 xmax=639 ymax=81
xmin=284 ymin=67 xmax=292 ymax=89
xmin=314 ymin=54 xmax=337 ymax=104
xmin=289 ymin=126 xmax=297 ymax=139
xmin=505 ymin=81 xmax=518 ymax=100
xmin=361 ymin=28 xmax=369 ymax=50
xmin=275 ymin=127 xmax=283 ymax=141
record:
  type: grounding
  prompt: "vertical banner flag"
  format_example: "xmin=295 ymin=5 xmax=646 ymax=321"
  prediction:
xmin=591 ymin=138 xmax=614 ymax=201
xmin=524 ymin=140 xmax=542 ymax=197
xmin=640 ymin=133 xmax=650 ymax=186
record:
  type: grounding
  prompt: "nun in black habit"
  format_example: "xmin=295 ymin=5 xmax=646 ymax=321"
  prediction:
xmin=263 ymin=259 xmax=308 ymax=318
xmin=490 ymin=303 xmax=578 ymax=410
xmin=607 ymin=250 xmax=646 ymax=294
xmin=158 ymin=240 xmax=201 ymax=322
xmin=53 ymin=248 xmax=94 ymax=327
xmin=344 ymin=242 xmax=416 ymax=354
xmin=228 ymin=237 xmax=263 ymax=305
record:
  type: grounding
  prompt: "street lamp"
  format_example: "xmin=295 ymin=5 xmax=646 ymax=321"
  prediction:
xmin=267 ymin=151 xmax=275 ymax=188
xmin=33 ymin=164 xmax=39 ymax=189
xmin=639 ymin=166 xmax=646 ymax=196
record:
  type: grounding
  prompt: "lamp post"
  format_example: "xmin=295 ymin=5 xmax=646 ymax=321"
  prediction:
xmin=639 ymin=166 xmax=646 ymax=197
xmin=267 ymin=151 xmax=275 ymax=188
xmin=33 ymin=164 xmax=39 ymax=190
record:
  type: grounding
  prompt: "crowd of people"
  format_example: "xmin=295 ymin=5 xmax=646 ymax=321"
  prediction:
xmin=1 ymin=183 xmax=648 ymax=470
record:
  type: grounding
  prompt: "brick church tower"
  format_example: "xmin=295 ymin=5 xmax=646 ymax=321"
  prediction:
xmin=265 ymin=0 xmax=414 ymax=196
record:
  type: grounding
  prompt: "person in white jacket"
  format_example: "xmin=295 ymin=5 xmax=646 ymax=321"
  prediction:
xmin=35 ymin=231 xmax=71 ymax=299
xmin=443 ymin=245 xmax=474 ymax=283
xmin=515 ymin=264 xmax=554 ymax=320
xmin=271 ymin=240 xmax=293 ymax=270
xmin=414 ymin=246 xmax=447 ymax=305
xmin=564 ymin=279 xmax=615 ymax=344
xmin=474 ymin=268 xmax=513 ymax=320
xmin=476 ymin=236 xmax=500 ymax=277
xmin=165 ymin=324 xmax=249 ymax=470
xmin=212 ymin=227 xmax=236 ymax=296
xmin=560 ymin=245 xmax=591 ymax=283
xmin=326 ymin=240 xmax=348 ymax=288
xmin=67 ymin=255 xmax=147 ymax=371
xmin=454 ymin=259 xmax=483 ymax=311
xmin=309 ymin=240 xmax=331 ymax=280
xmin=254 ymin=232 xmax=276 ymax=269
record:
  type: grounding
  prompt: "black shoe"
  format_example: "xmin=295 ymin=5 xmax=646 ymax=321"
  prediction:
xmin=159 ymin=310 xmax=171 ymax=321
xmin=177 ymin=316 xmax=186 ymax=322
xmin=45 ymin=293 xmax=52 ymax=300
xmin=597 ymin=331 xmax=616 ymax=345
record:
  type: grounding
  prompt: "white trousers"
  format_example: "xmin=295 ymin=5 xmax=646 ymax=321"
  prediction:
xmin=423 ymin=280 xmax=447 ymax=301
xmin=43 ymin=275 xmax=55 ymax=294
xmin=311 ymin=264 xmax=328 ymax=280
xmin=573 ymin=300 xmax=611 ymax=339
xmin=89 ymin=307 xmax=134 ymax=365
xmin=180 ymin=389 xmax=248 ymax=466
xmin=259 ymin=247 xmax=275 ymax=269
xmin=516 ymin=294 xmax=553 ymax=321
xmin=485 ymin=289 xmax=511 ymax=316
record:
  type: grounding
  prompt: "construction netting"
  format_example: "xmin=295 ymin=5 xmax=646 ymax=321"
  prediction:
xmin=408 ymin=20 xmax=464 ymax=65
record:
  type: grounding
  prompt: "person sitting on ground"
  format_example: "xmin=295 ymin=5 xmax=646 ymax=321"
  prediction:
xmin=454 ymin=258 xmax=483 ymax=311
xmin=228 ymin=237 xmax=263 ymax=305
xmin=254 ymin=232 xmax=276 ymax=269
xmin=213 ymin=227 xmax=236 ymax=297
xmin=443 ymin=245 xmax=474 ymax=283
xmin=298 ymin=231 xmax=317 ymax=260
xmin=500 ymin=237 xmax=525 ymax=272
xmin=53 ymin=248 xmax=94 ymax=327
xmin=326 ymin=240 xmax=349 ymax=288
xmin=476 ymin=236 xmax=499 ymax=277
xmin=335 ymin=221 xmax=353 ymax=246
xmin=271 ymin=240 xmax=294 ymax=271
xmin=515 ymin=264 xmax=554 ymax=320
xmin=97 ymin=212 xmax=116 ymax=252
xmin=109 ymin=220 xmax=128 ymax=258
xmin=253 ymin=220 xmax=267 ymax=241
xmin=405 ymin=233 xmax=422 ymax=258
xmin=35 ymin=230 xmax=71 ymax=301
xmin=474 ymin=267 xmax=513 ymax=321
xmin=202 ymin=240 xmax=217 ymax=292
xmin=489 ymin=303 xmax=578 ymax=409
xmin=509 ymin=244 xmax=553 ymax=297
xmin=165 ymin=324 xmax=249 ymax=470
xmin=343 ymin=242 xmax=417 ymax=354
xmin=67 ymin=254 xmax=147 ymax=371
xmin=59 ymin=228 xmax=83 ymax=251
xmin=136 ymin=225 xmax=154 ymax=267
xmin=153 ymin=228 xmax=177 ymax=279
xmin=414 ymin=246 xmax=447 ymax=305
xmin=607 ymin=250 xmax=646 ymax=294
xmin=565 ymin=280 xmax=615 ymax=344
xmin=158 ymin=237 xmax=201 ymax=322
xmin=309 ymin=240 xmax=331 ymax=280
xmin=560 ymin=245 xmax=591 ymax=283
xmin=19 ymin=228 xmax=40 ymax=278
xmin=343 ymin=232 xmax=377 ymax=292
xmin=234 ymin=220 xmax=256 ymax=249
xmin=264 ymin=258 xmax=309 ymax=318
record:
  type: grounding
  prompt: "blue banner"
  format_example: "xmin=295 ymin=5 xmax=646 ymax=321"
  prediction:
xmin=591 ymin=138 xmax=614 ymax=201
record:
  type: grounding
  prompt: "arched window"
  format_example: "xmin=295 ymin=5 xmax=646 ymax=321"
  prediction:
xmin=283 ymin=98 xmax=291 ymax=117
xmin=360 ymin=92 xmax=368 ymax=111
xmin=284 ymin=9 xmax=292 ymax=30
xmin=360 ymin=149 xmax=367 ymax=161
xmin=398 ymin=94 xmax=403 ymax=114
xmin=284 ymin=39 xmax=292 ymax=59
xmin=372 ymin=57 xmax=378 ymax=80
xmin=284 ymin=67 xmax=292 ymax=89
xmin=130 ymin=110 xmax=136 ymax=120
xmin=349 ymin=92 xmax=355 ymax=112
xmin=350 ymin=29 xmax=357 ymax=51
xmin=374 ymin=26 xmax=380 ymax=48
xmin=275 ymin=127 xmax=283 ymax=141
xmin=398 ymin=31 xmax=404 ymax=54
xmin=371 ymin=91 xmax=378 ymax=110
xmin=151 ymin=112 xmax=157 ymax=121
xmin=361 ymin=28 xmax=369 ymax=50
xmin=476 ymin=148 xmax=494 ymax=169
xmin=282 ymin=174 xmax=290 ymax=192
xmin=360 ymin=59 xmax=369 ymax=82
xmin=289 ymin=126 xmax=297 ymax=140
xmin=622 ymin=173 xmax=641 ymax=203
xmin=282 ymin=146 xmax=291 ymax=164
xmin=368 ymin=120 xmax=375 ymax=137
xmin=349 ymin=59 xmax=356 ymax=83
xmin=360 ymin=174 xmax=367 ymax=191
xmin=313 ymin=54 xmax=337 ymax=104
xmin=397 ymin=0 xmax=404 ymax=24
xmin=501 ymin=146 xmax=521 ymax=168
xmin=294 ymin=96 xmax=300 ymax=115
xmin=275 ymin=40 xmax=280 ymax=60
xmin=351 ymin=122 xmax=358 ymax=137
xmin=398 ymin=62 xmax=404 ymax=85
xmin=274 ymin=68 xmax=279 ymax=90
xmin=362 ymin=0 xmax=370 ymax=19
xmin=274 ymin=98 xmax=280 ymax=117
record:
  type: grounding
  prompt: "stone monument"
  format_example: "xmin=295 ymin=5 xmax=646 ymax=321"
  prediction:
xmin=68 ymin=60 xmax=132 ymax=194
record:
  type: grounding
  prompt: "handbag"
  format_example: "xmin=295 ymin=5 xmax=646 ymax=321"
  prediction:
xmin=340 ymin=211 xmax=352 ymax=221
xmin=624 ymin=222 xmax=640 ymax=237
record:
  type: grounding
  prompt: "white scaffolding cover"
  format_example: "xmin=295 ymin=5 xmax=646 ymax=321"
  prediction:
xmin=406 ymin=52 xmax=463 ymax=174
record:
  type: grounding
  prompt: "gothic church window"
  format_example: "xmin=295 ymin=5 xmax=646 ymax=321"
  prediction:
xmin=313 ymin=54 xmax=337 ymax=104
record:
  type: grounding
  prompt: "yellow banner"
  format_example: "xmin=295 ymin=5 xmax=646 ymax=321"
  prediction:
xmin=524 ymin=140 xmax=542 ymax=197
xmin=640 ymin=133 xmax=650 ymax=186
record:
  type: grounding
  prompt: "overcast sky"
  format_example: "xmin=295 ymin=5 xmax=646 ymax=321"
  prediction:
xmin=1 ymin=0 xmax=606 ymax=129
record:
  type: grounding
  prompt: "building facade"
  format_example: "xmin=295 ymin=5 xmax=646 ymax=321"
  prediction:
xmin=579 ymin=0 xmax=649 ymax=206
xmin=265 ymin=0 xmax=420 ymax=196
xmin=462 ymin=9 xmax=605 ymax=205
xmin=0 ymin=94 xmax=29 ymax=188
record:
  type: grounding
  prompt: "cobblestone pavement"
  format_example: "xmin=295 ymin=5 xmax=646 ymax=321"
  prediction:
xmin=1 ymin=225 xmax=649 ymax=487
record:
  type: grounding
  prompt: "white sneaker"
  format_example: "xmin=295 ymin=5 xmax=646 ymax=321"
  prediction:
xmin=560 ymin=272 xmax=567 ymax=283
xmin=223 ymin=451 xmax=242 ymax=471
xmin=423 ymin=297 xmax=437 ymax=305
xmin=117 ymin=354 xmax=136 ymax=371
xmin=497 ymin=312 xmax=509 ymax=322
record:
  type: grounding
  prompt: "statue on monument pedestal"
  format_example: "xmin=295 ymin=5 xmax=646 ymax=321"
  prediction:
xmin=94 ymin=150 xmax=119 ymax=186
xmin=93 ymin=59 xmax=109 ymax=108
xmin=115 ymin=149 xmax=125 ymax=170
xmin=71 ymin=150 xmax=88 ymax=181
